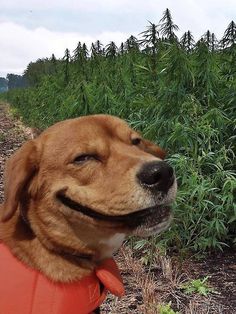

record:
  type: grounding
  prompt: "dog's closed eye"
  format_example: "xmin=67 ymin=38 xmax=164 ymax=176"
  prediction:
xmin=131 ymin=138 xmax=141 ymax=145
xmin=73 ymin=154 xmax=100 ymax=164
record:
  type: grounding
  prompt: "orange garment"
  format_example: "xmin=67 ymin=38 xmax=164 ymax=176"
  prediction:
xmin=0 ymin=243 xmax=125 ymax=314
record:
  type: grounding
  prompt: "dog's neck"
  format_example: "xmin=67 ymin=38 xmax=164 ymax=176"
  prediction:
xmin=20 ymin=209 xmax=94 ymax=261
xmin=0 ymin=211 xmax=95 ymax=283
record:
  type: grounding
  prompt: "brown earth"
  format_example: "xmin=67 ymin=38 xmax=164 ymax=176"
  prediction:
xmin=0 ymin=102 xmax=235 ymax=314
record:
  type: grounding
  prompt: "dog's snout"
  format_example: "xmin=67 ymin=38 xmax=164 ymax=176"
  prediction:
xmin=137 ymin=161 xmax=174 ymax=192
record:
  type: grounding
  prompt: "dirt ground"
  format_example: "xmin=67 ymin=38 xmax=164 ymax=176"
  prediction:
xmin=0 ymin=103 xmax=235 ymax=314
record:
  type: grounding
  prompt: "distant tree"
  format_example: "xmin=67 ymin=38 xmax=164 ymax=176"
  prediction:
xmin=119 ymin=42 xmax=125 ymax=55
xmin=73 ymin=42 xmax=88 ymax=62
xmin=210 ymin=33 xmax=218 ymax=52
xmin=50 ymin=54 xmax=58 ymax=74
xmin=91 ymin=43 xmax=96 ymax=58
xmin=73 ymin=42 xmax=89 ymax=79
xmin=73 ymin=42 xmax=82 ymax=62
xmin=220 ymin=21 xmax=236 ymax=49
xmin=139 ymin=21 xmax=159 ymax=54
xmin=6 ymin=74 xmax=27 ymax=90
xmin=91 ymin=40 xmax=103 ymax=58
xmin=105 ymin=41 xmax=118 ymax=58
xmin=82 ymin=43 xmax=89 ymax=60
xmin=24 ymin=58 xmax=54 ymax=86
xmin=63 ymin=48 xmax=71 ymax=85
xmin=220 ymin=22 xmax=236 ymax=80
xmin=51 ymin=53 xmax=57 ymax=64
xmin=203 ymin=30 xmax=212 ymax=46
xmin=159 ymin=8 xmax=179 ymax=41
xmin=124 ymin=35 xmax=140 ymax=53
xmin=202 ymin=30 xmax=218 ymax=51
xmin=0 ymin=77 xmax=8 ymax=92
xmin=95 ymin=40 xmax=104 ymax=55
xmin=139 ymin=22 xmax=159 ymax=78
xmin=180 ymin=31 xmax=195 ymax=52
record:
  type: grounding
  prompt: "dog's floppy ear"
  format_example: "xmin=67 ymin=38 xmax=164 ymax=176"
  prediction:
xmin=1 ymin=140 xmax=39 ymax=222
xmin=142 ymin=139 xmax=166 ymax=160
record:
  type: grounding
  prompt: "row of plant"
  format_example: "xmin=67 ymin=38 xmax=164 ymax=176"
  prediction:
xmin=2 ymin=9 xmax=236 ymax=253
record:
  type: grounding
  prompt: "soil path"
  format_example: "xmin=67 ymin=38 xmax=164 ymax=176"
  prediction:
xmin=0 ymin=102 xmax=235 ymax=313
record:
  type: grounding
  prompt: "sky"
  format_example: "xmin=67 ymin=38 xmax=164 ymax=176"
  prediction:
xmin=1 ymin=0 xmax=236 ymax=78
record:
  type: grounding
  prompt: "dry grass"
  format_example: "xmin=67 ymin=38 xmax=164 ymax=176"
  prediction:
xmin=121 ymin=246 xmax=161 ymax=314
xmin=101 ymin=244 xmax=227 ymax=314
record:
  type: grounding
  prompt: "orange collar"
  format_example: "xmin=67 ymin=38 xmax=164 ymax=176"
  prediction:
xmin=0 ymin=243 xmax=125 ymax=314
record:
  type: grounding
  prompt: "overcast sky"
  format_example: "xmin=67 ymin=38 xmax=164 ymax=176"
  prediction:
xmin=1 ymin=0 xmax=236 ymax=78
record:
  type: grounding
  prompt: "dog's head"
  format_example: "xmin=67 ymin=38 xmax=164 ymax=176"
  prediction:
xmin=1 ymin=115 xmax=177 ymax=260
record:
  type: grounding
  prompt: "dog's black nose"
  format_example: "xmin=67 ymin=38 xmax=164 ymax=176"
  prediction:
xmin=137 ymin=161 xmax=174 ymax=193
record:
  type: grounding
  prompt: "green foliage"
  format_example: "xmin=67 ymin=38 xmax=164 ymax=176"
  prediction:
xmin=2 ymin=9 xmax=236 ymax=253
xmin=181 ymin=276 xmax=214 ymax=296
xmin=159 ymin=303 xmax=180 ymax=314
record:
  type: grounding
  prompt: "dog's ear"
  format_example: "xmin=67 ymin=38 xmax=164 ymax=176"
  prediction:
xmin=142 ymin=139 xmax=166 ymax=160
xmin=1 ymin=140 xmax=39 ymax=222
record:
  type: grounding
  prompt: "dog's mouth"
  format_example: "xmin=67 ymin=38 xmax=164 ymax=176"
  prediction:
xmin=57 ymin=191 xmax=172 ymax=235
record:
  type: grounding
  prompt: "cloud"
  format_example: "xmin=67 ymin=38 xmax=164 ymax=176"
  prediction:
xmin=1 ymin=0 xmax=236 ymax=16
xmin=0 ymin=0 xmax=235 ymax=77
xmin=1 ymin=0 xmax=235 ymax=38
xmin=0 ymin=21 xmax=130 ymax=77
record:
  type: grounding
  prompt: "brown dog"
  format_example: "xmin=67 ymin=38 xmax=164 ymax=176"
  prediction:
xmin=0 ymin=115 xmax=176 ymax=298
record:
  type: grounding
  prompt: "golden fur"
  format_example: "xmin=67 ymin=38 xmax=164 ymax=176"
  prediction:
xmin=0 ymin=115 xmax=176 ymax=282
